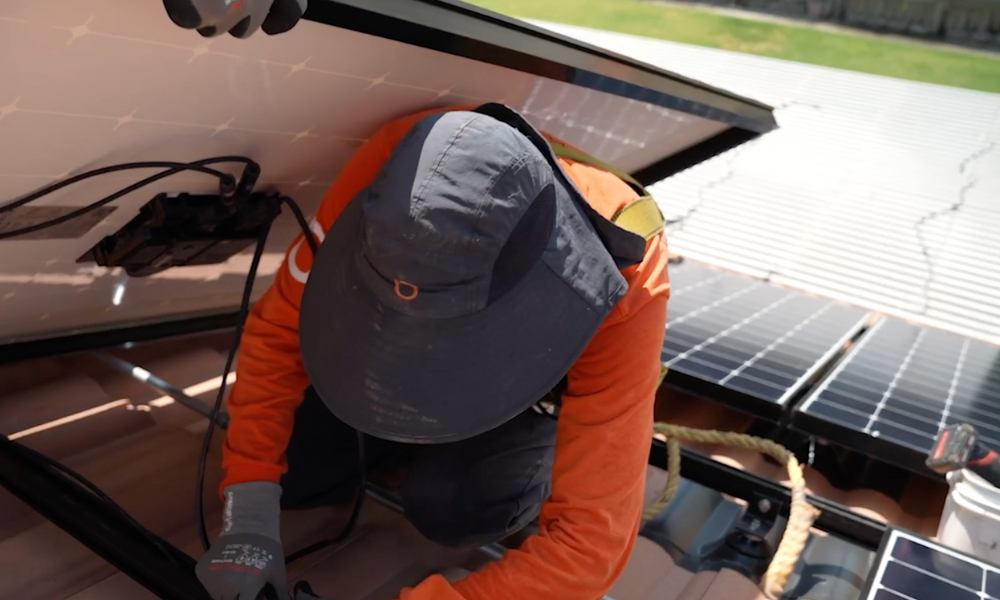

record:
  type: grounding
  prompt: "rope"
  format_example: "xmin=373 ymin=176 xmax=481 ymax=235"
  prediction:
xmin=644 ymin=423 xmax=821 ymax=600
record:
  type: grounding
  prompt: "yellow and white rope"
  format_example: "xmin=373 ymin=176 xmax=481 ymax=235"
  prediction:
xmin=644 ymin=423 xmax=821 ymax=599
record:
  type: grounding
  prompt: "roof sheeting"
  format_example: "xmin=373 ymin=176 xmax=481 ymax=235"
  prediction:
xmin=534 ymin=22 xmax=1000 ymax=345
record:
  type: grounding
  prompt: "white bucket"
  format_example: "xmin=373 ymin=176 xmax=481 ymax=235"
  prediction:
xmin=937 ymin=468 xmax=1000 ymax=565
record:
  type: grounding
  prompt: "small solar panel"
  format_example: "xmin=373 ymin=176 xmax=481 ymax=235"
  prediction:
xmin=860 ymin=527 xmax=1000 ymax=600
xmin=662 ymin=261 xmax=870 ymax=417
xmin=795 ymin=317 xmax=1000 ymax=472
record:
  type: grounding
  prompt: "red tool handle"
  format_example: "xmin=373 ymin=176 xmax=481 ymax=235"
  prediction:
xmin=968 ymin=446 xmax=1000 ymax=488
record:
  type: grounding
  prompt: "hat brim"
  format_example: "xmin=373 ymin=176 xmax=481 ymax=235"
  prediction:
xmin=298 ymin=190 xmax=610 ymax=444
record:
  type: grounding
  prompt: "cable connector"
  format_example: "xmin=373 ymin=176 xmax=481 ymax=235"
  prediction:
xmin=232 ymin=163 xmax=261 ymax=207
xmin=79 ymin=191 xmax=281 ymax=277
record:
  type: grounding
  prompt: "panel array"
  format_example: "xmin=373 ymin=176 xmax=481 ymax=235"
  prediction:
xmin=796 ymin=317 xmax=1000 ymax=470
xmin=662 ymin=261 xmax=870 ymax=416
xmin=861 ymin=528 xmax=1000 ymax=600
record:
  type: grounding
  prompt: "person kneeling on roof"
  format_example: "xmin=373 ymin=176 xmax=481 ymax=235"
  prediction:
xmin=195 ymin=104 xmax=671 ymax=600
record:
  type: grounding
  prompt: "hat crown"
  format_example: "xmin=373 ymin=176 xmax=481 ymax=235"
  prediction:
xmin=358 ymin=112 xmax=555 ymax=317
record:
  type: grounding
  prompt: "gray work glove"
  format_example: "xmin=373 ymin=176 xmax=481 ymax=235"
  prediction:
xmin=162 ymin=0 xmax=306 ymax=39
xmin=196 ymin=482 xmax=289 ymax=600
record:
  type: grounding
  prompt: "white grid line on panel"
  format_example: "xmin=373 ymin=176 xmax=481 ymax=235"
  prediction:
xmin=869 ymin=588 xmax=919 ymax=600
xmin=668 ymin=280 xmax=762 ymax=327
xmin=666 ymin=291 xmax=796 ymax=369
xmin=804 ymin=395 xmax=937 ymax=450
xmin=938 ymin=338 xmax=971 ymax=434
xmin=886 ymin=556 xmax=982 ymax=596
xmin=864 ymin=328 xmax=929 ymax=434
xmin=798 ymin=318 xmax=888 ymax=413
xmin=778 ymin=309 xmax=870 ymax=406
xmin=670 ymin=273 xmax=727 ymax=298
xmin=864 ymin=531 xmax=898 ymax=600
xmin=864 ymin=529 xmax=1000 ymax=600
xmin=720 ymin=303 xmax=833 ymax=385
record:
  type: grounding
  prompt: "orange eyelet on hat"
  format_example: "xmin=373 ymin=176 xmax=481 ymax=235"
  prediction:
xmin=393 ymin=279 xmax=419 ymax=300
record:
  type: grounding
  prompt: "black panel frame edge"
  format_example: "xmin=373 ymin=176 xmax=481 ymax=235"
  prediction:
xmin=634 ymin=128 xmax=761 ymax=185
xmin=661 ymin=372 xmax=787 ymax=421
xmin=791 ymin=408 xmax=935 ymax=477
xmin=855 ymin=524 xmax=894 ymax=600
xmin=0 ymin=435 xmax=211 ymax=600
xmin=654 ymin=440 xmax=889 ymax=550
xmin=0 ymin=310 xmax=240 ymax=365
xmin=307 ymin=0 xmax=777 ymax=137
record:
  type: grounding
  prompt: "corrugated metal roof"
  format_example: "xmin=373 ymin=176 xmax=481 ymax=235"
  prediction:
xmin=532 ymin=21 xmax=1000 ymax=345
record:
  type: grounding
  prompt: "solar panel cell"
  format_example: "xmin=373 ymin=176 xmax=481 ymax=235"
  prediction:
xmin=662 ymin=261 xmax=870 ymax=416
xmin=861 ymin=529 xmax=1000 ymax=600
xmin=880 ymin=561 xmax=979 ymax=600
xmin=987 ymin=571 xmax=1000 ymax=598
xmin=890 ymin=536 xmax=982 ymax=589
xmin=796 ymin=317 xmax=1000 ymax=472
xmin=872 ymin=591 xmax=909 ymax=600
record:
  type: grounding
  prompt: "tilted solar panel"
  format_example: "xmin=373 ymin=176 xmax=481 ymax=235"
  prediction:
xmin=0 ymin=0 xmax=777 ymax=356
xmin=662 ymin=261 xmax=871 ymax=417
xmin=860 ymin=527 xmax=1000 ymax=600
xmin=795 ymin=317 xmax=1000 ymax=473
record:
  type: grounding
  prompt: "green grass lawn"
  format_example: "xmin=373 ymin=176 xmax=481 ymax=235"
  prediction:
xmin=471 ymin=0 xmax=1000 ymax=93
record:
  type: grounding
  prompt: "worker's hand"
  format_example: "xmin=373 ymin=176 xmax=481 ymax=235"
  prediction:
xmin=197 ymin=533 xmax=288 ymax=600
xmin=195 ymin=482 xmax=289 ymax=600
xmin=161 ymin=0 xmax=306 ymax=39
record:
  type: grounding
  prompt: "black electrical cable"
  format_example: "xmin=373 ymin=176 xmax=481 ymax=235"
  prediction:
xmin=194 ymin=195 xmax=368 ymax=562
xmin=279 ymin=195 xmax=367 ymax=564
xmin=0 ymin=155 xmax=252 ymax=558
xmin=195 ymin=222 xmax=271 ymax=551
xmin=3 ymin=155 xmax=367 ymax=570
xmin=5 ymin=434 xmax=184 ymax=567
xmin=279 ymin=195 xmax=316 ymax=246
xmin=0 ymin=162 xmax=241 ymax=240
xmin=284 ymin=431 xmax=366 ymax=564
xmin=0 ymin=157 xmax=252 ymax=214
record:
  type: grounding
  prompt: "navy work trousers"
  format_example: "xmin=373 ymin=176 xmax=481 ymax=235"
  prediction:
xmin=279 ymin=386 xmax=557 ymax=548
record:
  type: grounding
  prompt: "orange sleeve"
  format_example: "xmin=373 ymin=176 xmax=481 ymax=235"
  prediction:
xmin=220 ymin=106 xmax=460 ymax=492
xmin=399 ymin=230 xmax=671 ymax=600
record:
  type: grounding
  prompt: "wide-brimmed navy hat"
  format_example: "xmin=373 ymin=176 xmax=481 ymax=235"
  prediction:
xmin=298 ymin=106 xmax=644 ymax=444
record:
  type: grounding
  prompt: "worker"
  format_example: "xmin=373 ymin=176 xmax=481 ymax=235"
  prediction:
xmin=163 ymin=6 xmax=670 ymax=600
xmin=157 ymin=0 xmax=671 ymax=594
xmin=193 ymin=102 xmax=670 ymax=600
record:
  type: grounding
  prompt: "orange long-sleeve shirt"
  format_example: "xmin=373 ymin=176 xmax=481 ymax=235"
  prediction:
xmin=222 ymin=105 xmax=670 ymax=600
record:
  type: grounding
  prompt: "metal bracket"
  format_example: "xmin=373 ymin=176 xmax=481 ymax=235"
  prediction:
xmin=700 ymin=492 xmax=785 ymax=582
xmin=651 ymin=440 xmax=887 ymax=550
xmin=734 ymin=493 xmax=783 ymax=545
xmin=94 ymin=351 xmax=229 ymax=428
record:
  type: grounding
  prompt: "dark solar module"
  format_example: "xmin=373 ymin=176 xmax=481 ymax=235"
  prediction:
xmin=795 ymin=316 xmax=1000 ymax=472
xmin=860 ymin=528 xmax=1000 ymax=600
xmin=662 ymin=261 xmax=870 ymax=417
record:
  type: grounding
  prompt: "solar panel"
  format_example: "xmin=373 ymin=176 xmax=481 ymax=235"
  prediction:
xmin=860 ymin=527 xmax=1000 ymax=600
xmin=795 ymin=317 xmax=1000 ymax=473
xmin=0 ymin=0 xmax=776 ymax=351
xmin=662 ymin=261 xmax=871 ymax=417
